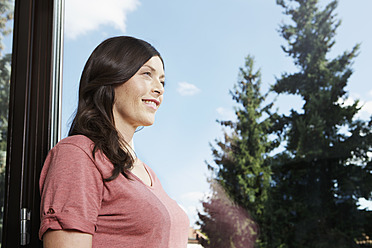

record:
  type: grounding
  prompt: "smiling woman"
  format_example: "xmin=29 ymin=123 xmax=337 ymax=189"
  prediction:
xmin=39 ymin=36 xmax=189 ymax=248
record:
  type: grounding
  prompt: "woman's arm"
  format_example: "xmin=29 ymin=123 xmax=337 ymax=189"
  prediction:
xmin=43 ymin=230 xmax=92 ymax=248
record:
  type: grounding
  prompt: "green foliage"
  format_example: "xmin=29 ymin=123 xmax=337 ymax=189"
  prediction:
xmin=0 ymin=53 xmax=10 ymax=151
xmin=217 ymin=56 xmax=274 ymax=212
xmin=200 ymin=0 xmax=372 ymax=247
xmin=198 ymin=55 xmax=276 ymax=247
xmin=266 ymin=0 xmax=372 ymax=247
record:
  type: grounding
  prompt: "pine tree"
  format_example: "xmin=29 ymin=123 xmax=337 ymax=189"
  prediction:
xmin=267 ymin=0 xmax=372 ymax=246
xmin=198 ymin=55 xmax=275 ymax=247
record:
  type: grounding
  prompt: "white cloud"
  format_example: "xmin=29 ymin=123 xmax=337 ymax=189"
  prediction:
xmin=358 ymin=198 xmax=372 ymax=210
xmin=178 ymin=203 xmax=200 ymax=227
xmin=177 ymin=82 xmax=201 ymax=96
xmin=178 ymin=192 xmax=207 ymax=227
xmin=341 ymin=97 xmax=357 ymax=107
xmin=216 ymin=107 xmax=236 ymax=120
xmin=361 ymin=100 xmax=372 ymax=115
xmin=369 ymin=90 xmax=372 ymax=97
xmin=338 ymin=96 xmax=372 ymax=119
xmin=180 ymin=191 xmax=205 ymax=202
xmin=65 ymin=0 xmax=140 ymax=39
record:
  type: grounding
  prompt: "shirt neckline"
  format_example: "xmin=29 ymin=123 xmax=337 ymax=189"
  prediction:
xmin=128 ymin=163 xmax=154 ymax=189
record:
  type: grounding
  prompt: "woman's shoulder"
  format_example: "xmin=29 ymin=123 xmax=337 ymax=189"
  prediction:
xmin=47 ymin=135 xmax=113 ymax=177
xmin=53 ymin=135 xmax=94 ymax=153
xmin=44 ymin=135 xmax=97 ymax=164
xmin=42 ymin=135 xmax=113 ymax=179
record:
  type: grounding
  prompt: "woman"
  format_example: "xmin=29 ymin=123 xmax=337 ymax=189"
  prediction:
xmin=39 ymin=36 xmax=190 ymax=247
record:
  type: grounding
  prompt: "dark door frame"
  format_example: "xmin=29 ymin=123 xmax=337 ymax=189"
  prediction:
xmin=2 ymin=0 xmax=56 ymax=246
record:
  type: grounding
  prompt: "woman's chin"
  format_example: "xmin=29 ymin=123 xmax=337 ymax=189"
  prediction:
xmin=141 ymin=119 xmax=155 ymax=127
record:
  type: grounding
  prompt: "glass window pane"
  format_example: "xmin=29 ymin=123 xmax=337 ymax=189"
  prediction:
xmin=0 ymin=0 xmax=14 ymax=245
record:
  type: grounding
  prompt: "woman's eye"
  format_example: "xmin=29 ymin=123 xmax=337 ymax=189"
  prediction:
xmin=143 ymin=71 xmax=151 ymax=76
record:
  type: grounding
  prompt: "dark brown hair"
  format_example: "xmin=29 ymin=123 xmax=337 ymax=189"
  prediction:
xmin=68 ymin=36 xmax=163 ymax=181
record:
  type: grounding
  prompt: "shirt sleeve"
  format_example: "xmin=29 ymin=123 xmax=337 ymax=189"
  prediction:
xmin=39 ymin=142 xmax=104 ymax=240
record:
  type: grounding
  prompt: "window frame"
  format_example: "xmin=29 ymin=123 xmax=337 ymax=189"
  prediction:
xmin=1 ymin=0 xmax=63 ymax=246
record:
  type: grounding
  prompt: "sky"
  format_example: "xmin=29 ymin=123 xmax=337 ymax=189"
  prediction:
xmin=61 ymin=0 xmax=372 ymax=226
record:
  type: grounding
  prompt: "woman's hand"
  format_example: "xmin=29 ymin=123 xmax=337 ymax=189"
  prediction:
xmin=43 ymin=230 xmax=92 ymax=248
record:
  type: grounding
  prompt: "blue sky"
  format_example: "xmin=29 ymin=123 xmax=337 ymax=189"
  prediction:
xmin=62 ymin=0 xmax=372 ymax=226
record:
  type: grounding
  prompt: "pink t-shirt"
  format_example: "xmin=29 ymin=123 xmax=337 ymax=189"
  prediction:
xmin=39 ymin=135 xmax=189 ymax=248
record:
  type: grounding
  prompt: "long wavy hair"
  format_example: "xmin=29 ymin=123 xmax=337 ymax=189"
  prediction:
xmin=69 ymin=36 xmax=163 ymax=181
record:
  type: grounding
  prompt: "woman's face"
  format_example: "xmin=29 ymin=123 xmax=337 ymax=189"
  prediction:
xmin=113 ymin=56 xmax=165 ymax=133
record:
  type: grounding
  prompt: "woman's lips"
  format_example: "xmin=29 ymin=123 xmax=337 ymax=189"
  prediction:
xmin=142 ymin=99 xmax=160 ymax=110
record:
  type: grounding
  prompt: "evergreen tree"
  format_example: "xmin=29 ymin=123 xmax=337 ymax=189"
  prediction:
xmin=198 ymin=55 xmax=275 ymax=247
xmin=267 ymin=0 xmax=372 ymax=247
